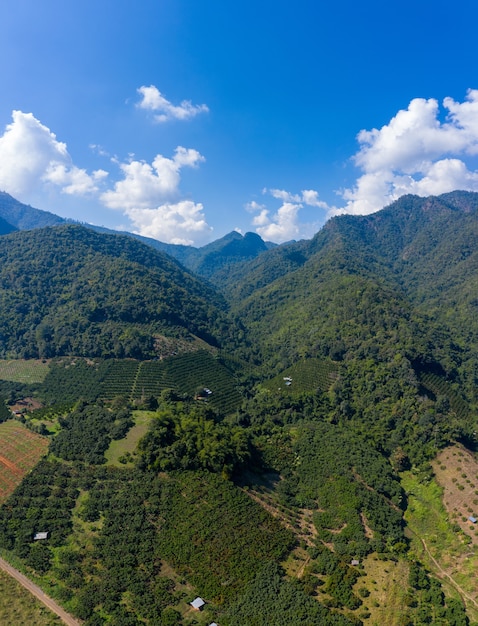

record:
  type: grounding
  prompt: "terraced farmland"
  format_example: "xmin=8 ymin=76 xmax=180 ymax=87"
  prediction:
xmin=0 ymin=421 xmax=49 ymax=504
xmin=99 ymin=352 xmax=242 ymax=413
xmin=262 ymin=358 xmax=338 ymax=396
xmin=3 ymin=353 xmax=243 ymax=415
xmin=160 ymin=351 xmax=243 ymax=413
xmin=419 ymin=371 xmax=471 ymax=420
xmin=99 ymin=360 xmax=140 ymax=400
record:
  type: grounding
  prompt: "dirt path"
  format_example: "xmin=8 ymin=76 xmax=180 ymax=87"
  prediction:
xmin=414 ymin=534 xmax=478 ymax=610
xmin=0 ymin=556 xmax=81 ymax=625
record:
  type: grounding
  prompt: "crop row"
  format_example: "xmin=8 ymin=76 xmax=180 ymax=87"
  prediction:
xmin=263 ymin=358 xmax=338 ymax=395
xmin=420 ymin=372 xmax=471 ymax=419
xmin=0 ymin=359 xmax=51 ymax=384
xmin=0 ymin=421 xmax=49 ymax=504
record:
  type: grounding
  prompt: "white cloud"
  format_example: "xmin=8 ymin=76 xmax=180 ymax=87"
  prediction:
xmin=101 ymin=147 xmax=205 ymax=210
xmin=248 ymin=188 xmax=328 ymax=242
xmin=336 ymin=89 xmax=478 ymax=216
xmin=253 ymin=202 xmax=302 ymax=242
xmin=101 ymin=147 xmax=210 ymax=244
xmin=126 ymin=200 xmax=212 ymax=245
xmin=137 ymin=85 xmax=209 ymax=123
xmin=0 ymin=110 xmax=100 ymax=198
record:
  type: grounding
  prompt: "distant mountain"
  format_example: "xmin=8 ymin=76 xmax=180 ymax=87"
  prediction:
xmin=0 ymin=191 xmax=67 ymax=230
xmin=89 ymin=226 xmax=272 ymax=281
xmin=0 ymin=214 xmax=17 ymax=235
xmin=0 ymin=224 xmax=236 ymax=359
xmin=0 ymin=192 xmax=272 ymax=280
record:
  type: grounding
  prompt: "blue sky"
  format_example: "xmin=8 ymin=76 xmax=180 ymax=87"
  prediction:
xmin=1 ymin=0 xmax=478 ymax=245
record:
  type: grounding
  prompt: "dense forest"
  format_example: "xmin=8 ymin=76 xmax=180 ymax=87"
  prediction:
xmin=0 ymin=224 xmax=240 ymax=359
xmin=1 ymin=191 xmax=478 ymax=624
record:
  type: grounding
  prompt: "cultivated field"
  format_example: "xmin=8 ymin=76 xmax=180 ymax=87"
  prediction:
xmin=434 ymin=444 xmax=478 ymax=546
xmin=0 ymin=421 xmax=49 ymax=504
xmin=403 ymin=446 xmax=478 ymax=622
xmin=0 ymin=359 xmax=50 ymax=383
xmin=261 ymin=358 xmax=338 ymax=396
xmin=0 ymin=568 xmax=62 ymax=625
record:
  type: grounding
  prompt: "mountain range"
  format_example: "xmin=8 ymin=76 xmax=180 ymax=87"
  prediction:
xmin=1 ymin=189 xmax=478 ymax=624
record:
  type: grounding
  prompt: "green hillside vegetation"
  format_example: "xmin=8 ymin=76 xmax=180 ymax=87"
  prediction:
xmin=261 ymin=358 xmax=338 ymax=396
xmin=0 ymin=191 xmax=65 ymax=230
xmin=12 ymin=351 xmax=243 ymax=414
xmin=2 ymin=192 xmax=478 ymax=623
xmin=0 ymin=224 xmax=235 ymax=360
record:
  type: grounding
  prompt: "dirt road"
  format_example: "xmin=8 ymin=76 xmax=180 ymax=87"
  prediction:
xmin=0 ymin=556 xmax=81 ymax=625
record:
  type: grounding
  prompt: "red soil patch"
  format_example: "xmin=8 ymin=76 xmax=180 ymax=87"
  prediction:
xmin=0 ymin=455 xmax=22 ymax=475
xmin=0 ymin=421 xmax=49 ymax=504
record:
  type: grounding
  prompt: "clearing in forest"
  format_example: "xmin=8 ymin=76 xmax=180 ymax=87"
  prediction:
xmin=0 ymin=421 xmax=49 ymax=504
xmin=105 ymin=410 xmax=154 ymax=466
xmin=0 ymin=359 xmax=50 ymax=384
xmin=402 ymin=449 xmax=478 ymax=622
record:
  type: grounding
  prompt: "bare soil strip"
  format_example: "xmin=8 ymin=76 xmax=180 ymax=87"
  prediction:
xmin=0 ymin=556 xmax=81 ymax=626
xmin=0 ymin=454 xmax=22 ymax=475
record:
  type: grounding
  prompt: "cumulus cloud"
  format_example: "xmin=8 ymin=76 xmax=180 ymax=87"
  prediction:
xmin=137 ymin=85 xmax=209 ymax=123
xmin=126 ymin=200 xmax=212 ymax=246
xmin=0 ymin=110 xmax=102 ymax=198
xmin=336 ymin=89 xmax=478 ymax=216
xmin=101 ymin=147 xmax=204 ymax=210
xmin=248 ymin=189 xmax=327 ymax=242
xmin=101 ymin=147 xmax=210 ymax=244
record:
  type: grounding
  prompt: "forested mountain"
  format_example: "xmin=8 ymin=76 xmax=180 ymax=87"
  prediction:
xmin=0 ymin=224 xmax=236 ymax=359
xmin=0 ymin=192 xmax=272 ymax=280
xmin=221 ymin=192 xmax=478 ymax=461
xmin=0 ymin=214 xmax=16 ymax=235
xmin=1 ymin=191 xmax=478 ymax=625
xmin=0 ymin=191 xmax=67 ymax=230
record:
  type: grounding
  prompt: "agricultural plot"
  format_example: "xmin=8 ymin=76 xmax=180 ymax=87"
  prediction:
xmin=40 ymin=358 xmax=108 ymax=404
xmin=98 ymin=352 xmax=242 ymax=413
xmin=99 ymin=359 xmax=140 ymax=400
xmin=262 ymin=358 xmax=338 ymax=395
xmin=0 ymin=568 xmax=62 ymax=626
xmin=131 ymin=361 xmax=178 ymax=398
xmin=0 ymin=359 xmax=50 ymax=384
xmin=0 ymin=421 xmax=49 ymax=504
xmin=161 ymin=351 xmax=242 ymax=414
xmin=419 ymin=371 xmax=471 ymax=420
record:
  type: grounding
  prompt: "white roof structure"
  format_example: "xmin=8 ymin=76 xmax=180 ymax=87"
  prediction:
xmin=190 ymin=597 xmax=205 ymax=610
xmin=33 ymin=532 xmax=49 ymax=540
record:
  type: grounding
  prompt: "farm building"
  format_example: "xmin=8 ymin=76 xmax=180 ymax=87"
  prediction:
xmin=190 ymin=597 xmax=205 ymax=611
xmin=469 ymin=516 xmax=477 ymax=524
xmin=33 ymin=532 xmax=49 ymax=540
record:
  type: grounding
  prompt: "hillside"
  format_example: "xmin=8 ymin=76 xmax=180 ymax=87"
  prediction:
xmin=223 ymin=192 xmax=478 ymax=462
xmin=0 ymin=191 xmax=67 ymax=230
xmin=0 ymin=191 xmax=477 ymax=625
xmin=0 ymin=224 xmax=236 ymax=359
xmin=0 ymin=192 xmax=272 ymax=281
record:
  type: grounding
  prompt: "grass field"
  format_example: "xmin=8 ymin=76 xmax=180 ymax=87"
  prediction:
xmin=0 ymin=421 xmax=49 ymax=505
xmin=352 ymin=555 xmax=410 ymax=626
xmin=0 ymin=569 xmax=62 ymax=625
xmin=0 ymin=359 xmax=50 ymax=383
xmin=105 ymin=410 xmax=154 ymax=466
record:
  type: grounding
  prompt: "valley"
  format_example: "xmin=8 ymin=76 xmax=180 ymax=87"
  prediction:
xmin=0 ymin=191 xmax=478 ymax=624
